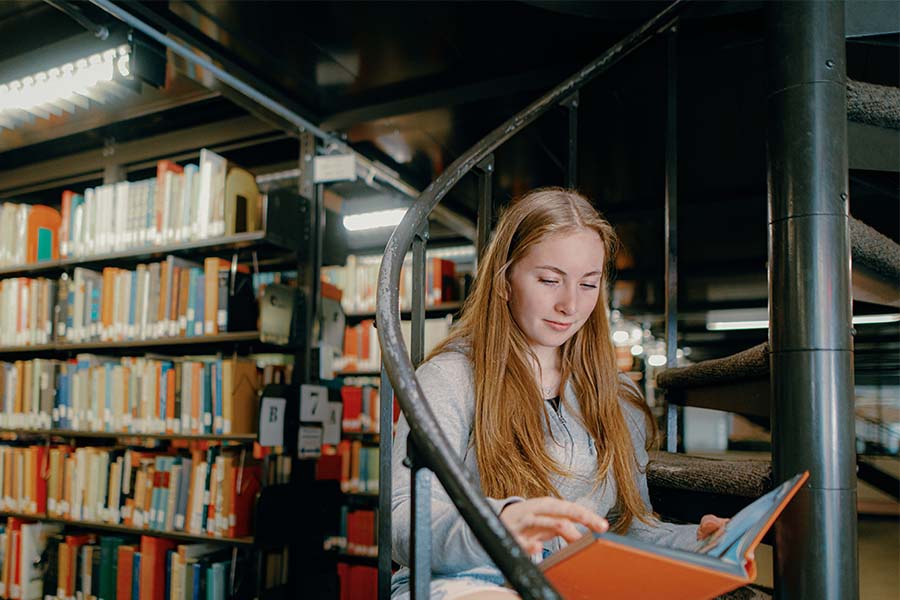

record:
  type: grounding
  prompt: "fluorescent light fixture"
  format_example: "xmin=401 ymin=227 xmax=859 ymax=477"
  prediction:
xmin=707 ymin=320 xmax=769 ymax=331
xmin=706 ymin=311 xmax=900 ymax=331
xmin=343 ymin=208 xmax=407 ymax=232
xmin=0 ymin=44 xmax=132 ymax=128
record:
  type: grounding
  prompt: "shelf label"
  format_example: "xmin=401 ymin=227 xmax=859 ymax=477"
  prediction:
xmin=298 ymin=425 xmax=323 ymax=458
xmin=258 ymin=396 xmax=287 ymax=447
xmin=313 ymin=154 xmax=357 ymax=183
xmin=299 ymin=384 xmax=327 ymax=423
xmin=323 ymin=401 xmax=342 ymax=445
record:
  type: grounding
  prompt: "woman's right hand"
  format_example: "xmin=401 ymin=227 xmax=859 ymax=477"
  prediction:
xmin=499 ymin=497 xmax=608 ymax=555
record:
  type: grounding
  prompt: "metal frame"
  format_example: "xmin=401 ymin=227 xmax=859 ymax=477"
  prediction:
xmin=376 ymin=3 xmax=685 ymax=599
xmin=664 ymin=25 xmax=680 ymax=453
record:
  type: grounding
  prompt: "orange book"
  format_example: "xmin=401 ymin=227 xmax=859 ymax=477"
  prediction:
xmin=139 ymin=536 xmax=178 ymax=600
xmin=155 ymin=160 xmax=184 ymax=241
xmin=165 ymin=367 xmax=176 ymax=433
xmin=25 ymin=205 xmax=61 ymax=263
xmin=116 ymin=545 xmax=136 ymax=600
xmin=541 ymin=472 xmax=809 ymax=600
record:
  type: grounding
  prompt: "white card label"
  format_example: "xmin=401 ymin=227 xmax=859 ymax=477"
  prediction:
xmin=258 ymin=397 xmax=286 ymax=447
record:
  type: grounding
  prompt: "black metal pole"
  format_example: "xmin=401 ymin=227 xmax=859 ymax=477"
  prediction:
xmin=409 ymin=224 xmax=430 ymax=598
xmin=561 ymin=93 xmax=579 ymax=189
xmin=664 ymin=26 xmax=679 ymax=453
xmin=377 ymin=366 xmax=394 ymax=600
xmin=767 ymin=3 xmax=858 ymax=599
xmin=475 ymin=156 xmax=495 ymax=265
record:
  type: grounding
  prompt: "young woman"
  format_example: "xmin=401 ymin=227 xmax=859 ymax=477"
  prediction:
xmin=390 ymin=188 xmax=727 ymax=599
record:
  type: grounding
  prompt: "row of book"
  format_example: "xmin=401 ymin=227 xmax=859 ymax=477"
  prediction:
xmin=317 ymin=441 xmax=379 ymax=495
xmin=0 ymin=256 xmax=256 ymax=348
xmin=0 ymin=444 xmax=260 ymax=539
xmin=336 ymin=564 xmax=376 ymax=600
xmin=0 ymin=356 xmax=260 ymax=435
xmin=335 ymin=316 xmax=453 ymax=375
xmin=0 ymin=151 xmax=264 ymax=269
xmin=0 ymin=521 xmax=249 ymax=600
xmin=322 ymin=255 xmax=458 ymax=315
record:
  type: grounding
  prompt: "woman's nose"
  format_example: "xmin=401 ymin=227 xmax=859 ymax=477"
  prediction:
xmin=555 ymin=285 xmax=577 ymax=315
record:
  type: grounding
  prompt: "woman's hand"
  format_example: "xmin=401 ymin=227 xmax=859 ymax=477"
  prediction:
xmin=697 ymin=514 xmax=730 ymax=550
xmin=499 ymin=497 xmax=608 ymax=555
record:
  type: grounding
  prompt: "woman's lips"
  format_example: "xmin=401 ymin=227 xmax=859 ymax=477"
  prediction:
xmin=544 ymin=319 xmax=573 ymax=331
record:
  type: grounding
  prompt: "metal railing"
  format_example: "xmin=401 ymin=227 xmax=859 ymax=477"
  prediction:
xmin=375 ymin=3 xmax=687 ymax=598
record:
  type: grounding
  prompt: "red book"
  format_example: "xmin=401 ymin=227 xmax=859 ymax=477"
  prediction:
xmin=140 ymin=536 xmax=178 ymax=600
xmin=340 ymin=387 xmax=362 ymax=432
xmin=116 ymin=545 xmax=136 ymax=600
xmin=33 ymin=445 xmax=47 ymax=514
xmin=228 ymin=463 xmax=261 ymax=538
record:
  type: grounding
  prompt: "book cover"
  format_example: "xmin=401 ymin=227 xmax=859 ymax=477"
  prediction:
xmin=540 ymin=471 xmax=809 ymax=600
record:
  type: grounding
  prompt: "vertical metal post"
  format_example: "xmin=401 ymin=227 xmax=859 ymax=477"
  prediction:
xmin=474 ymin=156 xmax=494 ymax=265
xmin=377 ymin=367 xmax=394 ymax=600
xmin=560 ymin=93 xmax=579 ymax=189
xmin=408 ymin=223 xmax=431 ymax=599
xmin=295 ymin=131 xmax=320 ymax=384
xmin=767 ymin=3 xmax=858 ymax=599
xmin=664 ymin=26 xmax=679 ymax=453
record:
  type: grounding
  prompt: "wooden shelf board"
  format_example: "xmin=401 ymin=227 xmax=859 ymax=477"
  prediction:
xmin=0 ymin=428 xmax=256 ymax=442
xmin=0 ymin=510 xmax=254 ymax=546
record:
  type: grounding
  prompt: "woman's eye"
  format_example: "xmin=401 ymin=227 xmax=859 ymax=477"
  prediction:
xmin=581 ymin=283 xmax=598 ymax=289
xmin=539 ymin=279 xmax=559 ymax=285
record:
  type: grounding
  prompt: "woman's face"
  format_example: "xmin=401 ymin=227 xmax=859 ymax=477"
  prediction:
xmin=507 ymin=228 xmax=605 ymax=360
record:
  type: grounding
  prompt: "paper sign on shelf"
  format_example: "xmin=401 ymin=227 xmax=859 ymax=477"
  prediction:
xmin=323 ymin=401 xmax=343 ymax=445
xmin=258 ymin=396 xmax=287 ymax=447
xmin=300 ymin=384 xmax=328 ymax=422
xmin=313 ymin=154 xmax=357 ymax=183
xmin=298 ymin=426 xmax=323 ymax=458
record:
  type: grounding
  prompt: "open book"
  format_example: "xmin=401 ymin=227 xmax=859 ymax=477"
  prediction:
xmin=540 ymin=471 xmax=809 ymax=600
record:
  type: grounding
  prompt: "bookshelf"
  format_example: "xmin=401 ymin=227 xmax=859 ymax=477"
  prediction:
xmin=0 ymin=167 xmax=321 ymax=600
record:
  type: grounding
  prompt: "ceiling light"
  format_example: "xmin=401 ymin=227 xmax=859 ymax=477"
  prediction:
xmin=706 ymin=313 xmax=900 ymax=331
xmin=343 ymin=208 xmax=408 ymax=232
xmin=647 ymin=354 xmax=667 ymax=367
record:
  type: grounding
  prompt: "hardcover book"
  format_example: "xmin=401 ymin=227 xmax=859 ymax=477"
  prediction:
xmin=540 ymin=471 xmax=809 ymax=600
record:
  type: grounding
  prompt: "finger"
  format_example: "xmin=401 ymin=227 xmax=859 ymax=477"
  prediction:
xmin=519 ymin=515 xmax=580 ymax=541
xmin=533 ymin=498 xmax=608 ymax=533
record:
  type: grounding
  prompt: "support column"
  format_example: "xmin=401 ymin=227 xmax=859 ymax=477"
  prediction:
xmin=767 ymin=2 xmax=858 ymax=599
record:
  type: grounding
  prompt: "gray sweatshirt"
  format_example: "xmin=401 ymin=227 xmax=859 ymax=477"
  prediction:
xmin=391 ymin=350 xmax=699 ymax=596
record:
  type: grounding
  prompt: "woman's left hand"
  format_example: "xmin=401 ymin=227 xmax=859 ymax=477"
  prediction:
xmin=696 ymin=514 xmax=730 ymax=550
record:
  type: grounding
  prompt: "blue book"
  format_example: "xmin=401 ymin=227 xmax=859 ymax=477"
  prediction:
xmin=159 ymin=362 xmax=172 ymax=434
xmin=195 ymin=274 xmax=205 ymax=337
xmin=192 ymin=562 xmax=202 ymax=600
xmin=202 ymin=364 xmax=212 ymax=434
xmin=186 ymin=268 xmax=200 ymax=337
xmin=151 ymin=456 xmax=165 ymax=529
xmin=213 ymin=358 xmax=223 ymax=435
xmin=165 ymin=548 xmax=175 ymax=600
xmin=132 ymin=552 xmax=141 ymax=600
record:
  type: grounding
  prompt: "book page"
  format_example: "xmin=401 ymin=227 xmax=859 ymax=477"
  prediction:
xmin=699 ymin=472 xmax=806 ymax=563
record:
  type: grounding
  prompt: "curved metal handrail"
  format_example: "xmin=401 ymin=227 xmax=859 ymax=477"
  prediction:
xmin=376 ymin=2 xmax=686 ymax=598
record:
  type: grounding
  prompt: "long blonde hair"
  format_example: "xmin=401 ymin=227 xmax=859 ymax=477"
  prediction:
xmin=428 ymin=187 xmax=657 ymax=533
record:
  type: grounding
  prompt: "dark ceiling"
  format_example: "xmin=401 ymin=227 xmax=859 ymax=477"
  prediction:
xmin=0 ymin=1 xmax=897 ymax=376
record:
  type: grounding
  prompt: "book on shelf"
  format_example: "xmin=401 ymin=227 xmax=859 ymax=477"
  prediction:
xmin=337 ymin=563 xmax=376 ymax=600
xmin=0 ymin=203 xmax=62 ymax=269
xmin=539 ymin=471 xmax=809 ymax=600
xmin=0 ymin=355 xmax=261 ymax=436
xmin=317 ymin=440 xmax=379 ymax=495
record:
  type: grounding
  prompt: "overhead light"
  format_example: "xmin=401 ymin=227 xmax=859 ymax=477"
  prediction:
xmin=0 ymin=28 xmax=164 ymax=130
xmin=343 ymin=208 xmax=407 ymax=232
xmin=647 ymin=354 xmax=667 ymax=367
xmin=706 ymin=311 xmax=900 ymax=331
